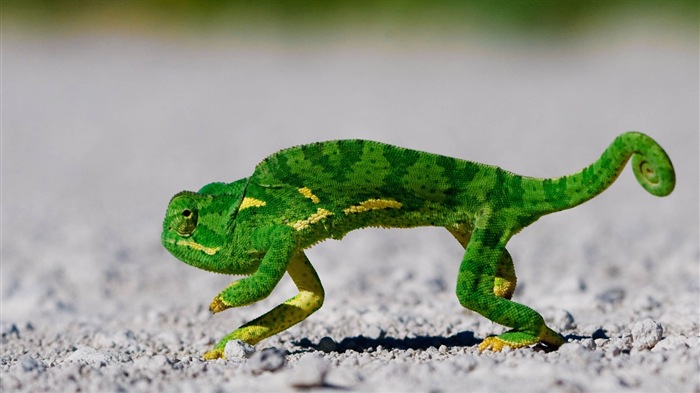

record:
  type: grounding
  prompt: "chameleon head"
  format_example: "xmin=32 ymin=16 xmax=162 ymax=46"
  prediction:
xmin=161 ymin=186 xmax=244 ymax=272
xmin=162 ymin=192 xmax=214 ymax=261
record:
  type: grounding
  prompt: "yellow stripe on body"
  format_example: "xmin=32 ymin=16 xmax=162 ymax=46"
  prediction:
xmin=239 ymin=197 xmax=266 ymax=210
xmin=290 ymin=208 xmax=333 ymax=231
xmin=298 ymin=187 xmax=321 ymax=204
xmin=343 ymin=198 xmax=402 ymax=214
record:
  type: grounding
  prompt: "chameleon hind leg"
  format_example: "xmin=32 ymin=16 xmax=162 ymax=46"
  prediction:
xmin=447 ymin=225 xmax=516 ymax=300
xmin=455 ymin=228 xmax=564 ymax=352
xmin=204 ymin=251 xmax=325 ymax=359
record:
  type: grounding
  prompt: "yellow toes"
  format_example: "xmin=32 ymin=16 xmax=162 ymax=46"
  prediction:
xmin=203 ymin=348 xmax=225 ymax=360
xmin=209 ymin=296 xmax=229 ymax=314
xmin=478 ymin=336 xmax=511 ymax=352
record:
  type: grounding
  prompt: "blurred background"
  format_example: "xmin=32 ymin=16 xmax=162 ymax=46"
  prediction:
xmin=3 ymin=0 xmax=698 ymax=37
xmin=2 ymin=1 xmax=698 ymax=325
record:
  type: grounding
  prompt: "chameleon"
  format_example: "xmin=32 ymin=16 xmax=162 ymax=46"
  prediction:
xmin=161 ymin=132 xmax=675 ymax=359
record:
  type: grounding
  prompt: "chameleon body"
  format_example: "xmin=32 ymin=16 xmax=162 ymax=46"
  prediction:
xmin=161 ymin=132 xmax=675 ymax=359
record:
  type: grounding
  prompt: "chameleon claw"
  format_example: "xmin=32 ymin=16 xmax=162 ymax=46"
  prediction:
xmin=209 ymin=296 xmax=229 ymax=314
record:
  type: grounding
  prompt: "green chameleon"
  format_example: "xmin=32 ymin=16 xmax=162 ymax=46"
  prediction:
xmin=162 ymin=132 xmax=675 ymax=359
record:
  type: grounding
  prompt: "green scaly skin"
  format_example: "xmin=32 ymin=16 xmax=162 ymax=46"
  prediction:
xmin=161 ymin=132 xmax=675 ymax=359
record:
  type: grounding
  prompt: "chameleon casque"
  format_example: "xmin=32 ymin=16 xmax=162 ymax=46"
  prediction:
xmin=162 ymin=132 xmax=675 ymax=359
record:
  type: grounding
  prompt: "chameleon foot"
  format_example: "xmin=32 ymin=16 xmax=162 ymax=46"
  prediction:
xmin=539 ymin=326 xmax=566 ymax=348
xmin=479 ymin=336 xmax=509 ymax=352
xmin=478 ymin=336 xmax=525 ymax=352
xmin=209 ymin=296 xmax=229 ymax=314
xmin=203 ymin=348 xmax=225 ymax=360
xmin=479 ymin=326 xmax=566 ymax=352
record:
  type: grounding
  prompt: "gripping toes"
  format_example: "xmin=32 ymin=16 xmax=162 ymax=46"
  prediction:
xmin=203 ymin=348 xmax=225 ymax=360
xmin=479 ymin=326 xmax=565 ymax=352
xmin=479 ymin=336 xmax=516 ymax=352
xmin=209 ymin=296 xmax=230 ymax=314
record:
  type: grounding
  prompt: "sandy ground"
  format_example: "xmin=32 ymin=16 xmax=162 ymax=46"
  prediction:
xmin=2 ymin=24 xmax=699 ymax=392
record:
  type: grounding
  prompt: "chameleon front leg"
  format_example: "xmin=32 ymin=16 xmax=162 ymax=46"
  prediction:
xmin=204 ymin=251 xmax=325 ymax=359
xmin=456 ymin=228 xmax=564 ymax=352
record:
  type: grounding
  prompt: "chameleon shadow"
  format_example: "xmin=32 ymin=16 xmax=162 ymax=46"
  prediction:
xmin=293 ymin=331 xmax=480 ymax=353
xmin=293 ymin=332 xmax=587 ymax=354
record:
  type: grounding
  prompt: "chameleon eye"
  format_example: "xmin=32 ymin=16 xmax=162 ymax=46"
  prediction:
xmin=176 ymin=208 xmax=198 ymax=236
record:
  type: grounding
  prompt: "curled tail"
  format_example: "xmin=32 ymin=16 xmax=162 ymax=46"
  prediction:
xmin=537 ymin=132 xmax=675 ymax=213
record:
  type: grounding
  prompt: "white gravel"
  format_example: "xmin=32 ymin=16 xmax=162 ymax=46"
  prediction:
xmin=2 ymin=21 xmax=698 ymax=393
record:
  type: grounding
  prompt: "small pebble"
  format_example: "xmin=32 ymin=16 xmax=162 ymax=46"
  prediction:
xmin=133 ymin=354 xmax=171 ymax=368
xmin=609 ymin=338 xmax=631 ymax=356
xmin=65 ymin=346 xmax=109 ymax=366
xmin=318 ymin=336 xmax=337 ymax=353
xmin=248 ymin=348 xmax=286 ymax=373
xmin=451 ymin=355 xmax=478 ymax=372
xmin=553 ymin=309 xmax=576 ymax=330
xmin=157 ymin=331 xmax=179 ymax=346
xmin=2 ymin=323 xmax=20 ymax=339
xmin=633 ymin=295 xmax=661 ymax=311
xmin=365 ymin=325 xmax=383 ymax=340
xmin=579 ymin=338 xmax=596 ymax=350
xmin=287 ymin=353 xmax=329 ymax=388
xmin=150 ymin=354 xmax=171 ymax=367
xmin=20 ymin=355 xmax=44 ymax=372
xmin=632 ymin=319 xmax=663 ymax=350
xmin=557 ymin=342 xmax=586 ymax=355
xmin=619 ymin=331 xmax=633 ymax=347
xmin=356 ymin=353 xmax=372 ymax=366
xmin=223 ymin=339 xmax=256 ymax=360
xmin=652 ymin=336 xmax=689 ymax=351
xmin=65 ymin=346 xmax=131 ymax=366
xmin=596 ymin=288 xmax=625 ymax=306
